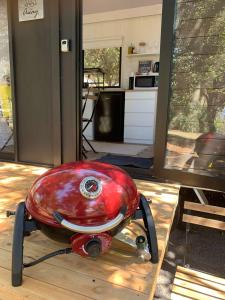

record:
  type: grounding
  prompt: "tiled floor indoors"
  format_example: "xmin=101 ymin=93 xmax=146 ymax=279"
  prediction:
xmin=83 ymin=140 xmax=154 ymax=160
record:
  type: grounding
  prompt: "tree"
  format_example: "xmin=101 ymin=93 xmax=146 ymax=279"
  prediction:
xmin=170 ymin=0 xmax=225 ymax=134
xmin=84 ymin=47 xmax=121 ymax=87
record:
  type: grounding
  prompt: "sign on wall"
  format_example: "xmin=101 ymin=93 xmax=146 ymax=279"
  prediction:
xmin=18 ymin=0 xmax=44 ymax=22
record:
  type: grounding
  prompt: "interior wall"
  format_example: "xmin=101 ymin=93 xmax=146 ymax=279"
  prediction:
xmin=83 ymin=5 xmax=162 ymax=89
xmin=83 ymin=0 xmax=162 ymax=14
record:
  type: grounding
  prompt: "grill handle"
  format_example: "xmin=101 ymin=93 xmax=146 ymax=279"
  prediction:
xmin=53 ymin=205 xmax=127 ymax=234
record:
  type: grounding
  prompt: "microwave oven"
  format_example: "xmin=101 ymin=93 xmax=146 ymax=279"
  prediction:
xmin=129 ymin=75 xmax=159 ymax=89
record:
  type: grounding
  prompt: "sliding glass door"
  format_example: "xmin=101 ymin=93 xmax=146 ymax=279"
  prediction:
xmin=154 ymin=0 xmax=225 ymax=192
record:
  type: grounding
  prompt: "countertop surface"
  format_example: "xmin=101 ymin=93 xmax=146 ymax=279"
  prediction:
xmin=125 ymin=88 xmax=158 ymax=92
xmin=83 ymin=88 xmax=158 ymax=93
xmin=99 ymin=88 xmax=158 ymax=92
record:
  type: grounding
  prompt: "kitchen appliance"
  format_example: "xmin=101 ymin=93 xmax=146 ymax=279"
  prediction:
xmin=7 ymin=161 xmax=158 ymax=287
xmin=133 ymin=75 xmax=158 ymax=89
xmin=129 ymin=76 xmax=135 ymax=89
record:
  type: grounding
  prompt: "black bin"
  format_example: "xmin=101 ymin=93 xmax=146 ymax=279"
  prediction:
xmin=94 ymin=92 xmax=125 ymax=142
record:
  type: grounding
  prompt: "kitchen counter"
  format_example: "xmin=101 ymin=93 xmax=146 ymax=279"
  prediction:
xmin=83 ymin=88 xmax=158 ymax=93
xmin=125 ymin=87 xmax=158 ymax=92
xmin=98 ymin=88 xmax=158 ymax=92
xmin=83 ymin=89 xmax=158 ymax=145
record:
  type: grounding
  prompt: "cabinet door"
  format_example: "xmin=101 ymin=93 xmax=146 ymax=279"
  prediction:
xmin=124 ymin=91 xmax=157 ymax=144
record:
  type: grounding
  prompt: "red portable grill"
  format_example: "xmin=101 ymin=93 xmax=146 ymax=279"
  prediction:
xmin=7 ymin=161 xmax=158 ymax=287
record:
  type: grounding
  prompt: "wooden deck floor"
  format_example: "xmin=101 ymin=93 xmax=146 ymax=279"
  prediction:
xmin=172 ymin=266 xmax=225 ymax=300
xmin=0 ymin=162 xmax=180 ymax=300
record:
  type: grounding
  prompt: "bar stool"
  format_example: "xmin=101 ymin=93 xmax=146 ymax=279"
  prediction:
xmin=82 ymin=87 xmax=100 ymax=158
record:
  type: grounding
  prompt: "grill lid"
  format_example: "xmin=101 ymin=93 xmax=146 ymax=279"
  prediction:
xmin=26 ymin=161 xmax=139 ymax=227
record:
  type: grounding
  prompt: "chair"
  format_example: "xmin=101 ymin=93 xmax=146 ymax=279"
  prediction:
xmin=183 ymin=201 xmax=225 ymax=266
xmin=82 ymin=87 xmax=100 ymax=158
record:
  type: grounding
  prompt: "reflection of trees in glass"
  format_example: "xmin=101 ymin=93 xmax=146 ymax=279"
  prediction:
xmin=84 ymin=47 xmax=121 ymax=87
xmin=170 ymin=0 xmax=225 ymax=134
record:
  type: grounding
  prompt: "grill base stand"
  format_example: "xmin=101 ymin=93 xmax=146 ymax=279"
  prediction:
xmin=8 ymin=194 xmax=158 ymax=287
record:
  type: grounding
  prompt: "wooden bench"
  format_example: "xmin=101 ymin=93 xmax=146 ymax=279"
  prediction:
xmin=183 ymin=201 xmax=225 ymax=231
xmin=172 ymin=266 xmax=225 ymax=300
xmin=172 ymin=201 xmax=225 ymax=299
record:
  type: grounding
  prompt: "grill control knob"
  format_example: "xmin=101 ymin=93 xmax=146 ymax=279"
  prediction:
xmin=85 ymin=239 xmax=102 ymax=258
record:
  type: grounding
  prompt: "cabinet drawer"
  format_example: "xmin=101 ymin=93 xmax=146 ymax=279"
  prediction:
xmin=125 ymin=99 xmax=156 ymax=113
xmin=125 ymin=113 xmax=155 ymax=127
xmin=124 ymin=126 xmax=154 ymax=140
xmin=125 ymin=91 xmax=157 ymax=100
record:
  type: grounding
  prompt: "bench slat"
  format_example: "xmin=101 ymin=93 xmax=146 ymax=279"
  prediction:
xmin=174 ymin=278 xmax=225 ymax=299
xmin=184 ymin=202 xmax=225 ymax=217
xmin=177 ymin=266 xmax=225 ymax=285
xmin=176 ymin=272 xmax=225 ymax=293
xmin=172 ymin=267 xmax=225 ymax=300
xmin=172 ymin=285 xmax=221 ymax=300
xmin=183 ymin=214 xmax=225 ymax=231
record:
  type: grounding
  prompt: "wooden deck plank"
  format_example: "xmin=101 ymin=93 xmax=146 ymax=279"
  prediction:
xmin=0 ymin=234 xmax=151 ymax=294
xmin=0 ymin=267 xmax=91 ymax=300
xmin=172 ymin=266 xmax=225 ymax=300
xmin=0 ymin=248 xmax=146 ymax=300
xmin=0 ymin=162 xmax=180 ymax=300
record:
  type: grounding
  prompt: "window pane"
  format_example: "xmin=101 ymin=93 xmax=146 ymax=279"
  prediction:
xmin=164 ymin=0 xmax=225 ymax=178
xmin=0 ymin=0 xmax=14 ymax=154
xmin=84 ymin=47 xmax=121 ymax=87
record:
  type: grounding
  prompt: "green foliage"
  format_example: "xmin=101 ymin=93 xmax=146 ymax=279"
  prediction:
xmin=84 ymin=47 xmax=121 ymax=87
xmin=170 ymin=0 xmax=225 ymax=134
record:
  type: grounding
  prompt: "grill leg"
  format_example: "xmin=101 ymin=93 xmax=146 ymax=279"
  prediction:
xmin=139 ymin=194 xmax=159 ymax=264
xmin=12 ymin=202 xmax=25 ymax=287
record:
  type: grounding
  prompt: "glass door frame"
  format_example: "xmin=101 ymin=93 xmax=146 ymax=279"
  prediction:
xmin=0 ymin=0 xmax=17 ymax=162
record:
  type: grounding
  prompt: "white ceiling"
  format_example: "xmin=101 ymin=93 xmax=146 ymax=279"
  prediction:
xmin=83 ymin=0 xmax=162 ymax=15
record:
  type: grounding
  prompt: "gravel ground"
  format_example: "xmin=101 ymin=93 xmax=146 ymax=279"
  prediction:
xmin=154 ymin=188 xmax=225 ymax=300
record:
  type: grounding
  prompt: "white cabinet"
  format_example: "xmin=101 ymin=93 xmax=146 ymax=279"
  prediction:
xmin=83 ymin=90 xmax=158 ymax=145
xmin=124 ymin=90 xmax=157 ymax=144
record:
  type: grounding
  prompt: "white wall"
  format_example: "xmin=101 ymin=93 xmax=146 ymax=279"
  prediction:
xmin=83 ymin=5 xmax=162 ymax=89
xmin=84 ymin=0 xmax=162 ymax=15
